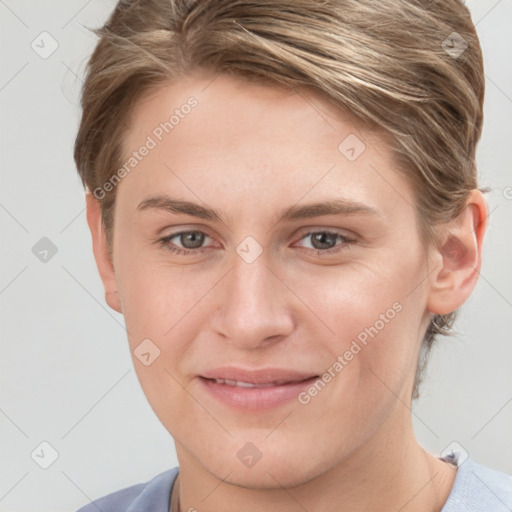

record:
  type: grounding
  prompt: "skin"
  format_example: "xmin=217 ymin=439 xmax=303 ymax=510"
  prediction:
xmin=87 ymin=71 xmax=487 ymax=512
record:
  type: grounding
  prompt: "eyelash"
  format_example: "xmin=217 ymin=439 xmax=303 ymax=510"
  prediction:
xmin=158 ymin=230 xmax=354 ymax=257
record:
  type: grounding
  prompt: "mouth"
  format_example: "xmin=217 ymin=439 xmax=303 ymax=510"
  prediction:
xmin=206 ymin=378 xmax=302 ymax=388
xmin=197 ymin=368 xmax=319 ymax=411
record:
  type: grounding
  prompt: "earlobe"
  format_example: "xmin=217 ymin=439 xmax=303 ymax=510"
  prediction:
xmin=427 ymin=189 xmax=488 ymax=316
xmin=85 ymin=192 xmax=123 ymax=314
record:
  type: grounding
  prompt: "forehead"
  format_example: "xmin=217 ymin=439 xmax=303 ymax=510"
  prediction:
xmin=118 ymin=72 xmax=415 ymax=223
xmin=124 ymin=72 xmax=361 ymax=152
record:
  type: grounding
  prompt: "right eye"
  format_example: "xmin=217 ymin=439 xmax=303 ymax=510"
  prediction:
xmin=159 ymin=230 xmax=214 ymax=255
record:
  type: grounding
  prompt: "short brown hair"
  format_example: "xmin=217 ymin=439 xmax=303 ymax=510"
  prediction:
xmin=74 ymin=0 xmax=485 ymax=399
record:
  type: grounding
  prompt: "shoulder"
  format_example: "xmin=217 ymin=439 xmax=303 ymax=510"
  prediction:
xmin=75 ymin=467 xmax=179 ymax=512
xmin=442 ymin=456 xmax=512 ymax=511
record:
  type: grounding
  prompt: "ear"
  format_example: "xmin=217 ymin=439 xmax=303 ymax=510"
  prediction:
xmin=85 ymin=192 xmax=123 ymax=314
xmin=427 ymin=189 xmax=488 ymax=315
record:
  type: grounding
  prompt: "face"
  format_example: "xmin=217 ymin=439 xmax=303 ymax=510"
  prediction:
xmin=108 ymin=72 xmax=434 ymax=487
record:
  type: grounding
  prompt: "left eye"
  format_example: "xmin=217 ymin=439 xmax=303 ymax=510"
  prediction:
xmin=297 ymin=231 xmax=351 ymax=251
xmin=171 ymin=231 xmax=208 ymax=249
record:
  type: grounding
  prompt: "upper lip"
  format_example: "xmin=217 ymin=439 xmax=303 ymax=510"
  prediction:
xmin=199 ymin=367 xmax=318 ymax=385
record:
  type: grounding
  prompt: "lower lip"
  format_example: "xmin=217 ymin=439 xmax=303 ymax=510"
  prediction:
xmin=198 ymin=376 xmax=318 ymax=411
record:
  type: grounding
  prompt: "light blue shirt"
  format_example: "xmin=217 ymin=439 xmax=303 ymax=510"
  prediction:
xmin=76 ymin=453 xmax=512 ymax=511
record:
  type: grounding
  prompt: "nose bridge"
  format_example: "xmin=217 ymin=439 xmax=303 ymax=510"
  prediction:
xmin=213 ymin=246 xmax=294 ymax=347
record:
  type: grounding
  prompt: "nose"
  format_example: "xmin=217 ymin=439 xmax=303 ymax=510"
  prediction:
xmin=210 ymin=251 xmax=295 ymax=350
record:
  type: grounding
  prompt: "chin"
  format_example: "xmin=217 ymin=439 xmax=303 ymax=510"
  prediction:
xmin=192 ymin=435 xmax=337 ymax=490
xmin=207 ymin=459 xmax=315 ymax=490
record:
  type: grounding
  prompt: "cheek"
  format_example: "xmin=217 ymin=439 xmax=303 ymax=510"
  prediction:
xmin=115 ymin=244 xmax=213 ymax=345
xmin=287 ymin=271 xmax=422 ymax=453
xmin=293 ymin=257 xmax=425 ymax=390
xmin=115 ymin=259 xmax=212 ymax=424
xmin=290 ymin=256 xmax=418 ymax=336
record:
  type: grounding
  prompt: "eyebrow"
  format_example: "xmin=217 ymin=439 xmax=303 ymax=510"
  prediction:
xmin=136 ymin=194 xmax=380 ymax=224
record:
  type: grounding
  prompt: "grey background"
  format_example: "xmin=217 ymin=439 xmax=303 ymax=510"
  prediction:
xmin=0 ymin=1 xmax=511 ymax=511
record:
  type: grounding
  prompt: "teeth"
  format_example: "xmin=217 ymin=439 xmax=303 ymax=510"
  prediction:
xmin=213 ymin=378 xmax=282 ymax=388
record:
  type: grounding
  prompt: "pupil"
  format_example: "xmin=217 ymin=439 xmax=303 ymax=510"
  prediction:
xmin=182 ymin=232 xmax=204 ymax=249
xmin=312 ymin=232 xmax=336 ymax=249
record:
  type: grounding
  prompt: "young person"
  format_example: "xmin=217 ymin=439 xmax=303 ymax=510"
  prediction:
xmin=73 ymin=1 xmax=511 ymax=510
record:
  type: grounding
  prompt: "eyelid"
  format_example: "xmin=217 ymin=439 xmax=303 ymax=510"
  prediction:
xmin=157 ymin=223 xmax=217 ymax=238
xmin=293 ymin=226 xmax=356 ymax=242
xmin=166 ymin=230 xmax=214 ymax=246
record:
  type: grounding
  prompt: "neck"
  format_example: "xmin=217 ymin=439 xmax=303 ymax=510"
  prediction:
xmin=171 ymin=413 xmax=456 ymax=512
